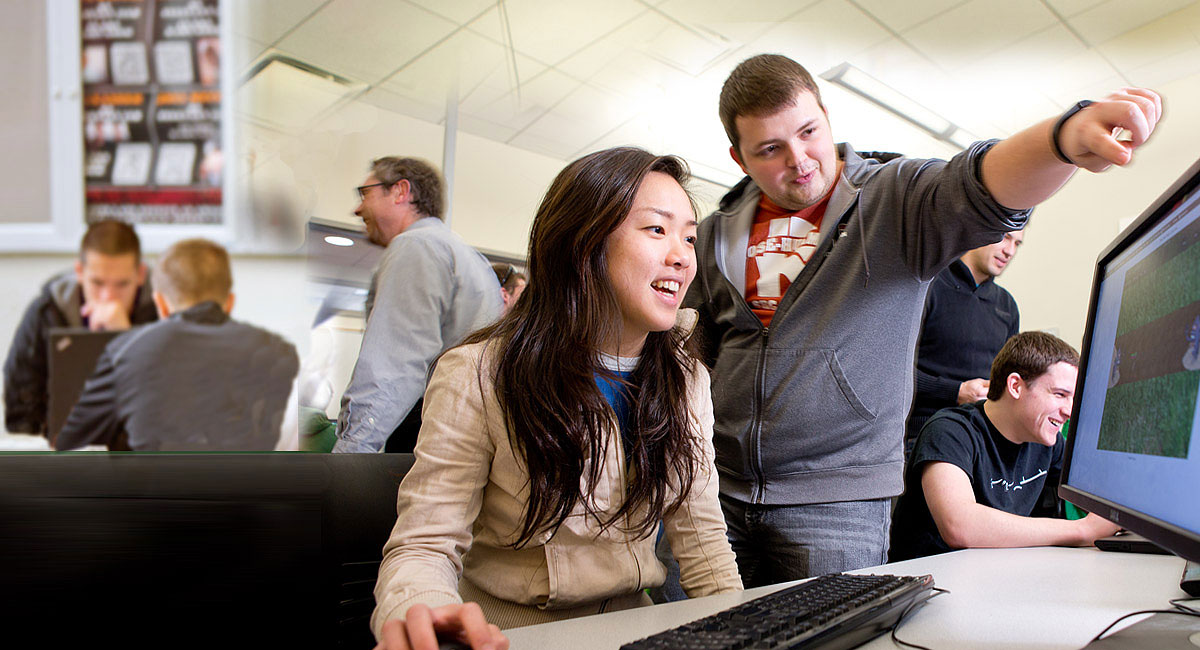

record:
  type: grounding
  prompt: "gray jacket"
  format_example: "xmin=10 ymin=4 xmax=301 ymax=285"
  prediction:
xmin=55 ymin=301 xmax=298 ymax=451
xmin=334 ymin=217 xmax=502 ymax=453
xmin=684 ymin=141 xmax=1030 ymax=505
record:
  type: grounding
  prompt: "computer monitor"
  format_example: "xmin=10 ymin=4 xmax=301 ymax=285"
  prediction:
xmin=1060 ymin=156 xmax=1200 ymax=564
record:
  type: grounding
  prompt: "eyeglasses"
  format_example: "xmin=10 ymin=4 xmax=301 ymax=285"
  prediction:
xmin=499 ymin=264 xmax=516 ymax=288
xmin=356 ymin=181 xmax=392 ymax=201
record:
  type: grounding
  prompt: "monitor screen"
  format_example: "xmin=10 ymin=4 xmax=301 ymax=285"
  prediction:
xmin=1061 ymin=157 xmax=1200 ymax=563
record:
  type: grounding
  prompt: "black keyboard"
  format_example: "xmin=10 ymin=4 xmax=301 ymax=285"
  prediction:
xmin=620 ymin=573 xmax=936 ymax=650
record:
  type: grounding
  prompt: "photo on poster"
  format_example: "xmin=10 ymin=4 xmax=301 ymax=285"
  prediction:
xmin=86 ymin=150 xmax=113 ymax=181
xmin=83 ymin=44 xmax=109 ymax=84
xmin=154 ymin=40 xmax=194 ymax=85
xmin=111 ymin=142 xmax=153 ymax=186
xmin=110 ymin=41 xmax=149 ymax=85
xmin=155 ymin=142 xmax=197 ymax=186
xmin=196 ymin=37 xmax=219 ymax=86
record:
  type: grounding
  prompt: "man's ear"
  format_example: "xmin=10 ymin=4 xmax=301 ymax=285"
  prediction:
xmin=222 ymin=292 xmax=235 ymax=315
xmin=729 ymin=146 xmax=748 ymax=175
xmin=392 ymin=179 xmax=411 ymax=205
xmin=1006 ymin=372 xmax=1024 ymax=400
xmin=137 ymin=263 xmax=148 ymax=287
xmin=74 ymin=259 xmax=85 ymax=282
xmin=151 ymin=291 xmax=172 ymax=319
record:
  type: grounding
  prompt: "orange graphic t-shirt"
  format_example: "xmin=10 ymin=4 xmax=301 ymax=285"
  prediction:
xmin=744 ymin=191 xmax=833 ymax=327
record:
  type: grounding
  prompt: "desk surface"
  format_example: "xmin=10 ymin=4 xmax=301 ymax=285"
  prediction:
xmin=505 ymin=547 xmax=1189 ymax=650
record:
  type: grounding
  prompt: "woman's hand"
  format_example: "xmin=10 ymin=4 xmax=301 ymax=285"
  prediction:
xmin=374 ymin=602 xmax=509 ymax=650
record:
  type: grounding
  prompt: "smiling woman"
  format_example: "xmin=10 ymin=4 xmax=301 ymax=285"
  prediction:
xmin=369 ymin=147 xmax=741 ymax=650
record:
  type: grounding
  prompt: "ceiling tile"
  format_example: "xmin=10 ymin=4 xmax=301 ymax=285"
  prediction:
xmin=1097 ymin=4 xmax=1200 ymax=74
xmin=1036 ymin=49 xmax=1123 ymax=100
xmin=742 ymin=0 xmax=893 ymax=76
xmin=378 ymin=30 xmax=509 ymax=109
xmin=1044 ymin=73 xmax=1127 ymax=107
xmin=851 ymin=0 xmax=965 ymax=34
xmin=509 ymin=83 xmax=637 ymax=157
xmin=275 ymin=0 xmax=457 ymax=84
xmin=454 ymin=51 xmax=549 ymax=115
xmin=556 ymin=12 xmax=677 ymax=82
xmin=1124 ymin=46 xmax=1200 ymax=88
xmin=902 ymin=0 xmax=1057 ymax=70
xmin=233 ymin=0 xmax=327 ymax=44
xmin=653 ymin=0 xmax=814 ymax=43
xmin=1067 ymin=0 xmax=1197 ymax=45
xmin=414 ymin=0 xmax=496 ymax=25
xmin=458 ymin=114 xmax=521 ymax=143
xmin=460 ymin=67 xmax=582 ymax=134
xmin=358 ymin=86 xmax=445 ymax=125
xmin=1044 ymin=0 xmax=1110 ymax=18
xmin=468 ymin=0 xmax=646 ymax=67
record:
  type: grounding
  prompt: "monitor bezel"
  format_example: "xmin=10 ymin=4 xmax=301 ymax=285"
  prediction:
xmin=1060 ymin=155 xmax=1200 ymax=564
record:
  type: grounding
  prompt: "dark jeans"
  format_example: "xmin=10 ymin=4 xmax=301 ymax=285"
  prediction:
xmin=720 ymin=493 xmax=891 ymax=588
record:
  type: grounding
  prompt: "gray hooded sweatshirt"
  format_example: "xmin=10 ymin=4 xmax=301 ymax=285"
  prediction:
xmin=684 ymin=141 xmax=1030 ymax=506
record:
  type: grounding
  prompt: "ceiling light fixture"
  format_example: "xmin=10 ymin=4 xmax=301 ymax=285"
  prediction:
xmin=820 ymin=63 xmax=977 ymax=150
xmin=238 ymin=54 xmax=366 ymax=132
xmin=324 ymin=235 xmax=354 ymax=247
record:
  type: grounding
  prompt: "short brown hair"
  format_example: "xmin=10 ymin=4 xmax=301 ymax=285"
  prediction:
xmin=491 ymin=262 xmax=526 ymax=291
xmin=81 ymin=219 xmax=141 ymax=263
xmin=153 ymin=238 xmax=232 ymax=308
xmin=988 ymin=331 xmax=1080 ymax=400
xmin=370 ymin=156 xmax=445 ymax=220
xmin=719 ymin=54 xmax=824 ymax=154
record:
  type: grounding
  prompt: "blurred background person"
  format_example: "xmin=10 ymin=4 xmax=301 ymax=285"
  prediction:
xmin=55 ymin=238 xmax=298 ymax=451
xmin=4 ymin=219 xmax=157 ymax=436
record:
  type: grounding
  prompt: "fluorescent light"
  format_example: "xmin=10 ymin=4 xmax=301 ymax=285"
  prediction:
xmin=324 ymin=235 xmax=354 ymax=247
xmin=821 ymin=63 xmax=977 ymax=150
xmin=238 ymin=55 xmax=366 ymax=131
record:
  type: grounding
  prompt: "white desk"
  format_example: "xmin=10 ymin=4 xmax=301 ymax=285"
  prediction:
xmin=505 ymin=547 xmax=1190 ymax=649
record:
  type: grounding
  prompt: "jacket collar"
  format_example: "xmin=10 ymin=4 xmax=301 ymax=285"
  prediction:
xmin=172 ymin=300 xmax=230 ymax=325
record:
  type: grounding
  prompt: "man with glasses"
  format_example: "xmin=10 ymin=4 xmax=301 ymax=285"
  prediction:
xmin=333 ymin=157 xmax=501 ymax=453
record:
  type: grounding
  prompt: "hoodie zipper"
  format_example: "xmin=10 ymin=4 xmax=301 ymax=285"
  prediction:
xmin=750 ymin=326 xmax=769 ymax=504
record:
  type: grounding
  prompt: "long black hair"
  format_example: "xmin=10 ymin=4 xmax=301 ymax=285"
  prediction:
xmin=464 ymin=147 xmax=705 ymax=547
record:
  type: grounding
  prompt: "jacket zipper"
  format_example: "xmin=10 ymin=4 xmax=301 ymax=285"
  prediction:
xmin=750 ymin=326 xmax=769 ymax=504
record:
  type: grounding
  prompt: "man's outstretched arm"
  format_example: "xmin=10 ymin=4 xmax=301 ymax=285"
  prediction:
xmin=922 ymin=461 xmax=1119 ymax=549
xmin=981 ymin=88 xmax=1163 ymax=210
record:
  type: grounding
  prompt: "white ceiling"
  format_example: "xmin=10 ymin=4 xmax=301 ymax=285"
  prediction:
xmin=232 ymin=0 xmax=1200 ymax=186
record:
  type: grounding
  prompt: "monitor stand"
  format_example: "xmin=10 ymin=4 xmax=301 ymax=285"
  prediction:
xmin=1082 ymin=612 xmax=1200 ymax=648
xmin=1084 ymin=561 xmax=1200 ymax=648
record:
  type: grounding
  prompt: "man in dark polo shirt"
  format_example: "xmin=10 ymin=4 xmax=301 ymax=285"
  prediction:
xmin=891 ymin=331 xmax=1119 ymax=561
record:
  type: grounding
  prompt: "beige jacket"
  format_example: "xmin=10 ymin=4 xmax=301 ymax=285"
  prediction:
xmin=371 ymin=322 xmax=742 ymax=638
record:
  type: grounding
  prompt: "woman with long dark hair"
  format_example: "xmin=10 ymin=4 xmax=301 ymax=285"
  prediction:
xmin=371 ymin=147 xmax=741 ymax=650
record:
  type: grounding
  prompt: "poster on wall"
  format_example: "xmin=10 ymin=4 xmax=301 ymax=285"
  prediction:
xmin=81 ymin=0 xmax=222 ymax=225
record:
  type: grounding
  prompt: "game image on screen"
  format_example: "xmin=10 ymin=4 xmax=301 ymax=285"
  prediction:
xmin=1101 ymin=211 xmax=1200 ymax=458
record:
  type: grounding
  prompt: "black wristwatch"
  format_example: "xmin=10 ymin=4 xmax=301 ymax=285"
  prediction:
xmin=1051 ymin=100 xmax=1094 ymax=164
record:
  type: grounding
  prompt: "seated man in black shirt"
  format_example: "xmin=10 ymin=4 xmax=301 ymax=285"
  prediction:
xmin=891 ymin=331 xmax=1118 ymax=561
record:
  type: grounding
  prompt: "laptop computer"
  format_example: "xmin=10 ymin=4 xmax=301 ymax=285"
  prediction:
xmin=47 ymin=327 xmax=120 ymax=444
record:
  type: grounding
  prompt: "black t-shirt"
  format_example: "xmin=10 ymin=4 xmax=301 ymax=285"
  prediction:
xmin=890 ymin=401 xmax=1064 ymax=561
